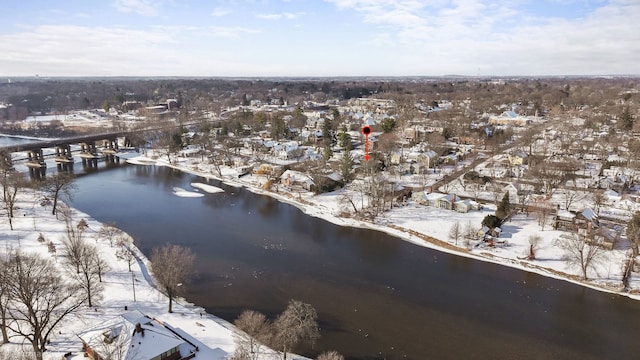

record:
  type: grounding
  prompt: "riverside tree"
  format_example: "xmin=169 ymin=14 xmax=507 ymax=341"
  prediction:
xmin=273 ymin=299 xmax=320 ymax=360
xmin=68 ymin=242 xmax=106 ymax=307
xmin=59 ymin=206 xmax=90 ymax=274
xmin=4 ymin=251 xmax=86 ymax=359
xmin=0 ymin=155 xmax=25 ymax=230
xmin=626 ymin=211 xmax=640 ymax=257
xmin=317 ymin=351 xmax=344 ymax=360
xmin=0 ymin=252 xmax=10 ymax=344
xmin=116 ymin=235 xmax=136 ymax=272
xmin=150 ymin=244 xmax=195 ymax=313
xmin=556 ymin=232 xmax=606 ymax=280
xmin=448 ymin=221 xmax=462 ymax=246
xmin=98 ymin=221 xmax=122 ymax=247
xmin=39 ymin=172 xmax=75 ymax=217
xmin=233 ymin=310 xmax=272 ymax=360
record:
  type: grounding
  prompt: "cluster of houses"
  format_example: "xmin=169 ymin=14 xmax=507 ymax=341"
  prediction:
xmin=411 ymin=188 xmax=482 ymax=214
xmin=553 ymin=207 xmax=620 ymax=250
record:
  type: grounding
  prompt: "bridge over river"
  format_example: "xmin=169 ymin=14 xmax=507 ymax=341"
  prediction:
xmin=0 ymin=131 xmax=130 ymax=168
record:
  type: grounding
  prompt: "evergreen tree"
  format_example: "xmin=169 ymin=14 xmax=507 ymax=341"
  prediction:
xmin=340 ymin=149 xmax=355 ymax=183
xmin=381 ymin=118 xmax=396 ymax=133
xmin=482 ymin=214 xmax=502 ymax=229
xmin=337 ymin=125 xmax=351 ymax=149
xmin=620 ymin=106 xmax=634 ymax=131
xmin=495 ymin=192 xmax=511 ymax=220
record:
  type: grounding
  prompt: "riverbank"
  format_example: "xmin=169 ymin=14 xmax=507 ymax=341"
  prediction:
xmin=0 ymin=188 xmax=287 ymax=359
xmin=135 ymin=153 xmax=640 ymax=303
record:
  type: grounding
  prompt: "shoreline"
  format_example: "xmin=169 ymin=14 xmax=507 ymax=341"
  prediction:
xmin=153 ymin=157 xmax=640 ymax=303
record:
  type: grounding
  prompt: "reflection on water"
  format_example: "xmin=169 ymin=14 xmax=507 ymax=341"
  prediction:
xmin=70 ymin=165 xmax=640 ymax=360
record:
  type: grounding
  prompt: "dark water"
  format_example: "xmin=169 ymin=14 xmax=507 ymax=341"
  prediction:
xmin=70 ymin=164 xmax=640 ymax=360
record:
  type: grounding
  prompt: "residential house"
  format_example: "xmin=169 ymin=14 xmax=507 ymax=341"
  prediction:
xmin=411 ymin=190 xmax=480 ymax=213
xmin=78 ymin=310 xmax=198 ymax=360
xmin=280 ymin=169 xmax=314 ymax=190
xmin=420 ymin=150 xmax=439 ymax=169
xmin=508 ymin=150 xmax=529 ymax=166
xmin=554 ymin=207 xmax=616 ymax=249
xmin=488 ymin=111 xmax=532 ymax=126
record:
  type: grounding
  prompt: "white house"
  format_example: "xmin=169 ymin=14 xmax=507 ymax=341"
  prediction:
xmin=77 ymin=310 xmax=198 ymax=360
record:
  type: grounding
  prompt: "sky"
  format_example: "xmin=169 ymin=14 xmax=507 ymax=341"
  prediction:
xmin=0 ymin=0 xmax=638 ymax=77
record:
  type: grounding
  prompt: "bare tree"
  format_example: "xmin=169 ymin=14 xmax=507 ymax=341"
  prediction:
xmin=94 ymin=251 xmax=110 ymax=283
xmin=273 ymin=299 xmax=320 ymax=360
xmin=448 ymin=221 xmax=462 ymax=246
xmin=234 ymin=310 xmax=272 ymax=360
xmin=1 ymin=171 xmax=25 ymax=231
xmin=626 ymin=211 xmax=640 ymax=257
xmin=556 ymin=232 xmax=606 ymax=280
xmin=68 ymin=243 xmax=105 ymax=307
xmin=59 ymin=207 xmax=89 ymax=274
xmin=527 ymin=234 xmax=542 ymax=260
xmin=39 ymin=172 xmax=75 ymax=217
xmin=116 ymin=235 xmax=136 ymax=272
xmin=464 ymin=221 xmax=476 ymax=247
xmin=98 ymin=222 xmax=122 ymax=247
xmin=339 ymin=187 xmax=359 ymax=215
xmin=529 ymin=163 xmax=563 ymax=196
xmin=621 ymin=252 xmax=634 ymax=291
xmin=561 ymin=188 xmax=580 ymax=212
xmin=317 ymin=350 xmax=344 ymax=360
xmin=591 ymin=190 xmax=607 ymax=215
xmin=150 ymin=244 xmax=195 ymax=313
xmin=5 ymin=251 xmax=86 ymax=359
xmin=0 ymin=252 xmax=11 ymax=344
xmin=535 ymin=206 xmax=552 ymax=231
xmin=487 ymin=181 xmax=503 ymax=205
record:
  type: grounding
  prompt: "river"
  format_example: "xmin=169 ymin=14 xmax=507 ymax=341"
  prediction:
xmin=67 ymin=163 xmax=640 ymax=360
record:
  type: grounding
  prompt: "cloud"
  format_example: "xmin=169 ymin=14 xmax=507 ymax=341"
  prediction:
xmin=0 ymin=25 xmax=183 ymax=76
xmin=112 ymin=0 xmax=159 ymax=16
xmin=255 ymin=12 xmax=304 ymax=20
xmin=205 ymin=26 xmax=261 ymax=38
xmin=324 ymin=0 xmax=640 ymax=75
xmin=211 ymin=7 xmax=231 ymax=17
xmin=0 ymin=24 xmax=266 ymax=76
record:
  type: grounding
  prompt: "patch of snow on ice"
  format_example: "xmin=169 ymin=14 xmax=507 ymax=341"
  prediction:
xmin=191 ymin=182 xmax=224 ymax=194
xmin=173 ymin=187 xmax=205 ymax=198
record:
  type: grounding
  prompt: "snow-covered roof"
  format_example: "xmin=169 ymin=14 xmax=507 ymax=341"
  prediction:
xmin=77 ymin=310 xmax=195 ymax=360
xmin=501 ymin=110 xmax=518 ymax=118
xmin=580 ymin=208 xmax=597 ymax=221
xmin=557 ymin=209 xmax=575 ymax=219
xmin=425 ymin=192 xmax=447 ymax=201
xmin=603 ymin=190 xmax=619 ymax=198
xmin=281 ymin=169 xmax=314 ymax=185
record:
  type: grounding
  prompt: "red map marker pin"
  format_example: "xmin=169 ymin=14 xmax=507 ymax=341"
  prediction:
xmin=362 ymin=125 xmax=371 ymax=161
